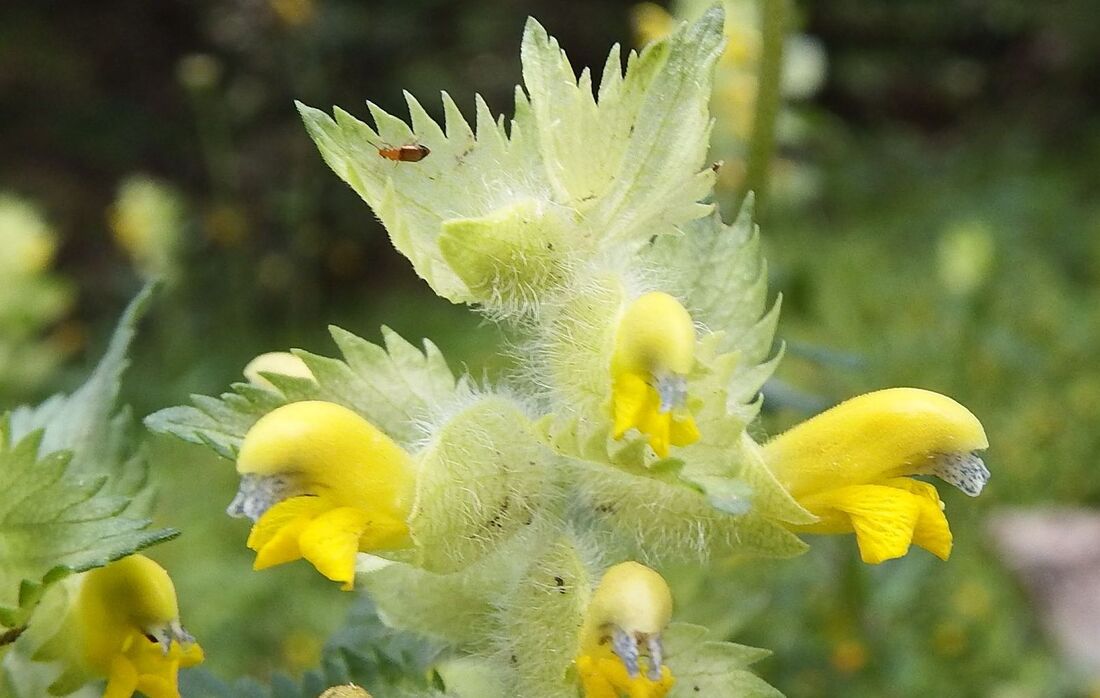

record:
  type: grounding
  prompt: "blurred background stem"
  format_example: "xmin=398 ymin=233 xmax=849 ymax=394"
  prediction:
xmin=743 ymin=0 xmax=789 ymax=216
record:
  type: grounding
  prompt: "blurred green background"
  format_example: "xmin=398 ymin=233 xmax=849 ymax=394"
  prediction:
xmin=2 ymin=1 xmax=1098 ymax=696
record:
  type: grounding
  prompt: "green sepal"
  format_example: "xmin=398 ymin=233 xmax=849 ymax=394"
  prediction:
xmin=433 ymin=656 xmax=509 ymax=698
xmin=438 ymin=200 xmax=578 ymax=314
xmin=409 ymin=395 xmax=558 ymax=573
xmin=493 ymin=536 xmax=591 ymax=697
xmin=567 ymin=453 xmax=808 ymax=561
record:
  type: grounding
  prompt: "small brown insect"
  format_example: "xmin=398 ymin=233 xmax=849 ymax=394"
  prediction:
xmin=377 ymin=143 xmax=431 ymax=163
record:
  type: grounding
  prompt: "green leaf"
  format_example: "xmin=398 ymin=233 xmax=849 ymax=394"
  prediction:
xmin=9 ymin=284 xmax=157 ymax=509
xmin=145 ymin=325 xmax=459 ymax=455
xmin=0 ymin=419 xmax=176 ymax=632
xmin=298 ymin=10 xmax=724 ymax=312
xmin=663 ymin=623 xmax=783 ymax=698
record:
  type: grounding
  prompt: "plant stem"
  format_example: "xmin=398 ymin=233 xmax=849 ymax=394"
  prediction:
xmin=743 ymin=0 xmax=789 ymax=216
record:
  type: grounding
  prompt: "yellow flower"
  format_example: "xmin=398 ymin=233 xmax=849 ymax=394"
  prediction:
xmin=108 ymin=176 xmax=186 ymax=280
xmin=630 ymin=3 xmax=675 ymax=47
xmin=242 ymin=351 xmax=315 ymax=391
xmin=611 ymin=292 xmax=700 ymax=457
xmin=763 ymin=388 xmax=989 ymax=564
xmin=228 ymin=401 xmax=415 ymax=589
xmin=0 ymin=194 xmax=58 ymax=275
xmin=576 ymin=562 xmax=675 ymax=698
xmin=69 ymin=555 xmax=203 ymax=698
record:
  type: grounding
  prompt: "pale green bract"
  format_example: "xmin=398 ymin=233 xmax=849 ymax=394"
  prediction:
xmin=298 ymin=11 xmax=722 ymax=312
xmin=0 ymin=285 xmax=176 ymax=641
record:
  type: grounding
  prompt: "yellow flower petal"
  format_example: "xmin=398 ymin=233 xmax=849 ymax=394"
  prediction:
xmin=298 ymin=507 xmax=374 ymax=590
xmin=103 ymin=656 xmax=140 ymax=698
xmin=763 ymin=388 xmax=988 ymax=498
xmin=612 ymin=292 xmax=695 ymax=378
xmin=613 ymin=373 xmax=652 ymax=439
xmin=577 ymin=654 xmax=619 ymax=698
xmin=609 ymin=293 xmax=700 ymax=457
xmin=797 ymin=480 xmax=953 ymax=564
xmin=578 ymin=656 xmax=674 ymax=698
xmin=630 ymin=3 xmax=675 ymax=46
xmin=886 ymin=478 xmax=953 ymax=560
xmin=247 ymin=496 xmax=328 ymax=551
xmin=135 ymin=674 xmax=179 ymax=698
xmin=668 ymin=414 xmax=700 ymax=448
xmin=249 ymin=496 xmax=330 ymax=570
xmin=237 ymin=401 xmax=415 ymax=522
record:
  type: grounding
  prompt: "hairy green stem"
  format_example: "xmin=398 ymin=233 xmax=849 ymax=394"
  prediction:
xmin=743 ymin=0 xmax=789 ymax=214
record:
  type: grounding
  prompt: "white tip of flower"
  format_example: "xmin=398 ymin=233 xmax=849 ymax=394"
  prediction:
xmin=611 ymin=626 xmax=665 ymax=680
xmin=655 ymin=373 xmax=688 ymax=413
xmin=146 ymin=620 xmax=196 ymax=655
xmin=927 ymin=451 xmax=990 ymax=497
xmin=226 ymin=473 xmax=300 ymax=521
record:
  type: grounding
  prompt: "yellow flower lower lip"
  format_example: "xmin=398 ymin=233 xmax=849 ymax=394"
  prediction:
xmin=246 ymin=494 xmax=409 ymax=590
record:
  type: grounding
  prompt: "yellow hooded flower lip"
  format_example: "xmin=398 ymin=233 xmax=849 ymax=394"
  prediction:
xmin=75 ymin=555 xmax=202 ymax=698
xmin=610 ymin=292 xmax=700 ymax=457
xmin=576 ymin=562 xmax=675 ymax=698
xmin=229 ymin=401 xmax=416 ymax=589
xmin=242 ymin=351 xmax=315 ymax=391
xmin=763 ymin=388 xmax=990 ymax=564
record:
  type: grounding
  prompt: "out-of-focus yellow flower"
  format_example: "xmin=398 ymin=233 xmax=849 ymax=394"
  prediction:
xmin=937 ymin=221 xmax=995 ymax=296
xmin=610 ymin=292 xmax=700 ymax=457
xmin=228 ymin=401 xmax=415 ymax=589
xmin=630 ymin=3 xmax=675 ymax=46
xmin=108 ymin=176 xmax=186 ymax=281
xmin=829 ymin=638 xmax=867 ymax=675
xmin=270 ymin=0 xmax=315 ymax=27
xmin=576 ymin=562 xmax=675 ymax=698
xmin=932 ymin=621 xmax=968 ymax=658
xmin=763 ymin=388 xmax=990 ymax=564
xmin=243 ymin=352 xmax=316 ymax=391
xmin=0 ymin=194 xmax=58 ymax=276
xmin=60 ymin=555 xmax=202 ymax=698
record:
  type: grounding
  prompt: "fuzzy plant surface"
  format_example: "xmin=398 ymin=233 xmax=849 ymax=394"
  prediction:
xmin=148 ymin=8 xmax=991 ymax=698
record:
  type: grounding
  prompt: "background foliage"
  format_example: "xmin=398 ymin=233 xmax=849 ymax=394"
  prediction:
xmin=1 ymin=0 xmax=1098 ymax=696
